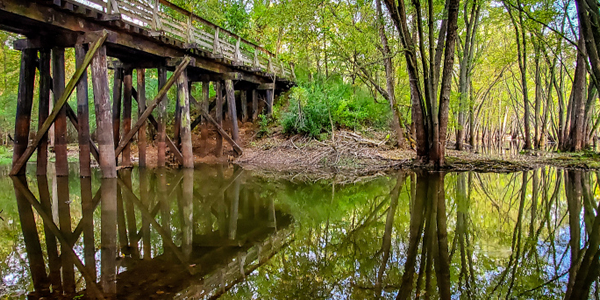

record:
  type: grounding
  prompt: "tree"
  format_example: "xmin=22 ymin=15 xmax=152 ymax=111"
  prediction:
xmin=384 ymin=0 xmax=461 ymax=166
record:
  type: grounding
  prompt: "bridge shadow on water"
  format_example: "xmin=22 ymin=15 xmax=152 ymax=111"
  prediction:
xmin=4 ymin=165 xmax=600 ymax=299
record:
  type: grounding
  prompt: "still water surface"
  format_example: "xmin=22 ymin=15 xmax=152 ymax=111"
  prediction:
xmin=0 ymin=164 xmax=598 ymax=299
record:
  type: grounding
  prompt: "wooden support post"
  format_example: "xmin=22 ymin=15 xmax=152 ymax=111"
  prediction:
xmin=178 ymin=69 xmax=194 ymax=168
xmin=122 ymin=68 xmax=133 ymax=167
xmin=137 ymin=69 xmax=147 ymax=167
xmin=251 ymin=89 xmax=258 ymax=121
xmin=52 ymin=47 xmax=68 ymax=177
xmin=157 ymin=65 xmax=167 ymax=167
xmin=115 ymin=57 xmax=191 ymax=158
xmin=266 ymin=89 xmax=274 ymax=116
xmin=37 ymin=49 xmax=51 ymax=176
xmin=225 ymin=80 xmax=240 ymax=142
xmin=241 ymin=90 xmax=248 ymax=123
xmin=201 ymin=81 xmax=209 ymax=156
xmin=75 ymin=44 xmax=92 ymax=177
xmin=174 ymin=85 xmax=182 ymax=149
xmin=9 ymin=32 xmax=108 ymax=176
xmin=215 ymin=81 xmax=223 ymax=156
xmin=112 ymin=68 xmax=123 ymax=155
xmin=91 ymin=44 xmax=117 ymax=178
xmin=12 ymin=49 xmax=36 ymax=176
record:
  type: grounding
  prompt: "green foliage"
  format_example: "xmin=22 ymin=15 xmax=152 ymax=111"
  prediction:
xmin=257 ymin=114 xmax=271 ymax=138
xmin=281 ymin=76 xmax=390 ymax=138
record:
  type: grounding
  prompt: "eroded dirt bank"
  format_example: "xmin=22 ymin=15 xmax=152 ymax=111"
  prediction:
xmin=117 ymin=122 xmax=600 ymax=180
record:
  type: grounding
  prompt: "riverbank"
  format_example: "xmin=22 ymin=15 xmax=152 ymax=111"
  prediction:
xmin=232 ymin=127 xmax=600 ymax=176
xmin=16 ymin=125 xmax=600 ymax=179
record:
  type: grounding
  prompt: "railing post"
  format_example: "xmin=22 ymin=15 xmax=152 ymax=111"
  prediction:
xmin=186 ymin=14 xmax=193 ymax=43
xmin=234 ymin=36 xmax=241 ymax=64
xmin=268 ymin=56 xmax=273 ymax=73
xmin=253 ymin=50 xmax=259 ymax=68
xmin=213 ymin=28 xmax=220 ymax=55
xmin=280 ymin=60 xmax=285 ymax=77
xmin=290 ymin=62 xmax=296 ymax=80
xmin=152 ymin=0 xmax=162 ymax=31
xmin=107 ymin=0 xmax=120 ymax=14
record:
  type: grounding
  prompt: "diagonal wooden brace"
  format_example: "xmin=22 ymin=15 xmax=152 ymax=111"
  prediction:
xmin=200 ymin=108 xmax=243 ymax=156
xmin=10 ymin=31 xmax=109 ymax=176
xmin=115 ymin=56 xmax=192 ymax=159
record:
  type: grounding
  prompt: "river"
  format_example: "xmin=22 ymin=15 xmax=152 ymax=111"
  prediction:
xmin=0 ymin=163 xmax=597 ymax=299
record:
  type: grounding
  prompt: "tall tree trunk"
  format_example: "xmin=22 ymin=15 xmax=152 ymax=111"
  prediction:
xmin=376 ymin=0 xmax=405 ymax=148
xmin=505 ymin=0 xmax=532 ymax=150
xmin=456 ymin=0 xmax=481 ymax=151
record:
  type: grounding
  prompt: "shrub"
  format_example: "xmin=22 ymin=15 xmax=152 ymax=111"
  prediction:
xmin=281 ymin=77 xmax=390 ymax=138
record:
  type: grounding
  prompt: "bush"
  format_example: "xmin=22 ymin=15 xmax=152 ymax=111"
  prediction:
xmin=281 ymin=77 xmax=390 ymax=138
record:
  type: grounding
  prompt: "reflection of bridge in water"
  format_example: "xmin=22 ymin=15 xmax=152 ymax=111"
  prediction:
xmin=12 ymin=166 xmax=293 ymax=299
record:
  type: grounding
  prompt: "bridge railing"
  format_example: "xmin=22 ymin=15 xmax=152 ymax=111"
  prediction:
xmin=73 ymin=0 xmax=293 ymax=79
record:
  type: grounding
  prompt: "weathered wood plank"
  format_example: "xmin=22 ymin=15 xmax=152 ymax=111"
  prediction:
xmin=122 ymin=68 xmax=133 ymax=167
xmin=266 ymin=89 xmax=273 ymax=116
xmin=241 ymin=90 xmax=247 ymax=122
xmin=137 ymin=69 xmax=147 ymax=167
xmin=215 ymin=81 xmax=223 ymax=157
xmin=75 ymin=44 xmax=91 ymax=177
xmin=52 ymin=47 xmax=68 ymax=177
xmin=37 ymin=49 xmax=51 ymax=176
xmin=178 ymin=69 xmax=193 ymax=168
xmin=225 ymin=80 xmax=240 ymax=142
xmin=90 ymin=44 xmax=117 ymax=178
xmin=112 ymin=67 xmax=122 ymax=150
xmin=157 ymin=65 xmax=167 ymax=167
xmin=251 ymin=89 xmax=258 ymax=121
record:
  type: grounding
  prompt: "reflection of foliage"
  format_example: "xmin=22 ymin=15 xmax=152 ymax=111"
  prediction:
xmin=224 ymin=168 xmax=595 ymax=299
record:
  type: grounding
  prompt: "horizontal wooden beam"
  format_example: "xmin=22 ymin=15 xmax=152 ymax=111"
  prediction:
xmin=257 ymin=83 xmax=274 ymax=90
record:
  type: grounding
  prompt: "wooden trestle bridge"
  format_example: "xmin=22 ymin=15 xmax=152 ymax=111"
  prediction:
xmin=1 ymin=0 xmax=295 ymax=178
